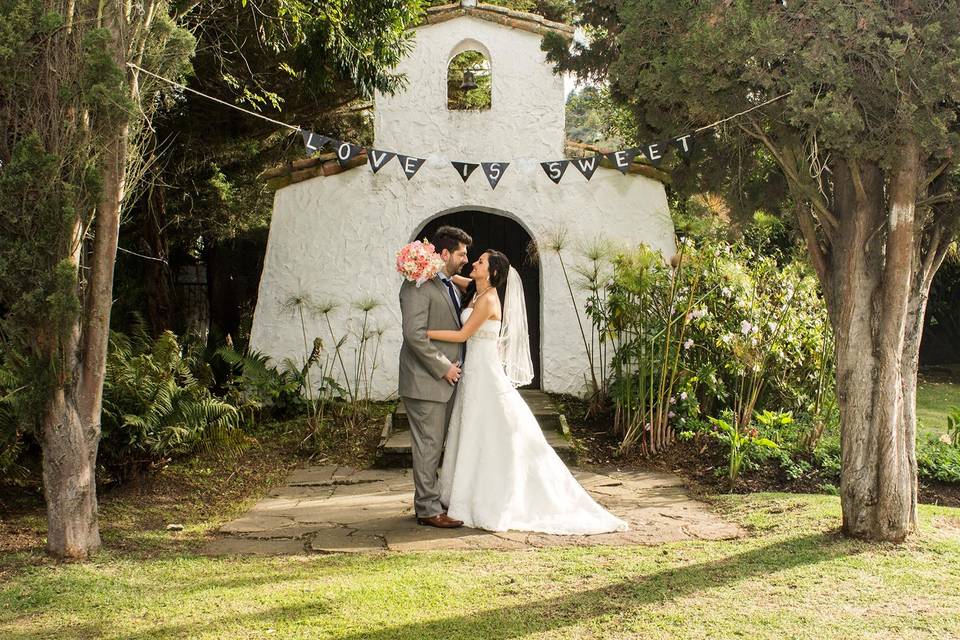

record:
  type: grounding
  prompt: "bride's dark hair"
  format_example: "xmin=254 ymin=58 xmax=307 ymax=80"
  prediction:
xmin=484 ymin=250 xmax=510 ymax=289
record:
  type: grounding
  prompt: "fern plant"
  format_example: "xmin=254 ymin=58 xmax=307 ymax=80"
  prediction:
xmin=101 ymin=329 xmax=242 ymax=482
xmin=0 ymin=364 xmax=31 ymax=484
xmin=217 ymin=346 xmax=314 ymax=423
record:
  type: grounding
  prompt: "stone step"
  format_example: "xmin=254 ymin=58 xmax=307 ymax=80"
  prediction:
xmin=377 ymin=390 xmax=576 ymax=468
xmin=393 ymin=389 xmax=563 ymax=432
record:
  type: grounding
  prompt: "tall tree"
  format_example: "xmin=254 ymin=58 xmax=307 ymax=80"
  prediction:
xmin=0 ymin=0 xmax=194 ymax=558
xmin=546 ymin=0 xmax=960 ymax=542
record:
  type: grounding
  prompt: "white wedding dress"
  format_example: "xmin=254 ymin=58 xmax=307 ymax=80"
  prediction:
xmin=438 ymin=308 xmax=628 ymax=535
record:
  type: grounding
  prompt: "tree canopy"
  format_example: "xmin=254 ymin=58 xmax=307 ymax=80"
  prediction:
xmin=546 ymin=0 xmax=960 ymax=542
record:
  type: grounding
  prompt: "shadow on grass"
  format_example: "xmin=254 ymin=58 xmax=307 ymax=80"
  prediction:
xmin=330 ymin=532 xmax=859 ymax=640
xmin=2 ymin=530 xmax=860 ymax=640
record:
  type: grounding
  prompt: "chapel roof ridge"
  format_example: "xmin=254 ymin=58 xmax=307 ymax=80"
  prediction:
xmin=419 ymin=2 xmax=576 ymax=38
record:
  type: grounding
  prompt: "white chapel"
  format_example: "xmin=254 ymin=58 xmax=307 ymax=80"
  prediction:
xmin=249 ymin=1 xmax=676 ymax=398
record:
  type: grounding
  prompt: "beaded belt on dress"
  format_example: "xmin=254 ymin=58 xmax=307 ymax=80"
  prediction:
xmin=471 ymin=329 xmax=500 ymax=340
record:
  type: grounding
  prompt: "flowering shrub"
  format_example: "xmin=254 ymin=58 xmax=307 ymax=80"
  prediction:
xmin=588 ymin=239 xmax=836 ymax=456
xmin=396 ymin=239 xmax=446 ymax=287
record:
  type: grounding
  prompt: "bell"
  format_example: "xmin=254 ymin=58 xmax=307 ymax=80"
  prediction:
xmin=460 ymin=70 xmax=478 ymax=91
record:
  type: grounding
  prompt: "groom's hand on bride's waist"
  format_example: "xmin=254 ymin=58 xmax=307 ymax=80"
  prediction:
xmin=443 ymin=361 xmax=462 ymax=385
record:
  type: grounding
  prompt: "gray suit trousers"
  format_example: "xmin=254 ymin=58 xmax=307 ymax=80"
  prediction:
xmin=402 ymin=393 xmax=456 ymax=518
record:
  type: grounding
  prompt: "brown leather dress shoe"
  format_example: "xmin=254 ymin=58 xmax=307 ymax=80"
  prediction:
xmin=416 ymin=513 xmax=464 ymax=528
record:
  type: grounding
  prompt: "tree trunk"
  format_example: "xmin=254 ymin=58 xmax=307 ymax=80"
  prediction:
xmin=828 ymin=147 xmax=924 ymax=542
xmin=41 ymin=0 xmax=130 ymax=550
xmin=41 ymin=385 xmax=101 ymax=558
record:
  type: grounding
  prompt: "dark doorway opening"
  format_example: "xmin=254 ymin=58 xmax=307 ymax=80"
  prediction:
xmin=417 ymin=209 xmax=541 ymax=388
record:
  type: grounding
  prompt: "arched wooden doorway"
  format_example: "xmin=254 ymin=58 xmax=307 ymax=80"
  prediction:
xmin=416 ymin=209 xmax=541 ymax=388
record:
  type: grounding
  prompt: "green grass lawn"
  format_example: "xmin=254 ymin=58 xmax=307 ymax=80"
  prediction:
xmin=917 ymin=375 xmax=960 ymax=442
xmin=2 ymin=416 xmax=960 ymax=639
xmin=3 ymin=494 xmax=960 ymax=638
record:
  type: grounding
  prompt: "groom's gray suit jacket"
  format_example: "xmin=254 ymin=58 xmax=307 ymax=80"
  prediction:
xmin=398 ymin=276 xmax=464 ymax=402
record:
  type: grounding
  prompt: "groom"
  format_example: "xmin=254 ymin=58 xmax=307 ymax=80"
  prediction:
xmin=398 ymin=225 xmax=472 ymax=528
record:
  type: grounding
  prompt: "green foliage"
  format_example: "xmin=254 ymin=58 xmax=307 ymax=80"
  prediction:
xmin=565 ymin=85 xmax=630 ymax=149
xmin=0 ymin=0 xmax=194 ymax=431
xmin=587 ymin=238 xmax=835 ymax=456
xmin=214 ymin=346 xmax=328 ymax=424
xmin=101 ymin=329 xmax=242 ymax=482
xmin=0 ymin=362 xmax=31 ymax=483
xmin=680 ymin=412 xmax=779 ymax=491
xmin=948 ymin=407 xmax=960 ymax=448
xmin=548 ymin=0 xmax=960 ymax=172
xmin=81 ymin=28 xmax=134 ymax=127
xmin=918 ymin=442 xmax=960 ymax=484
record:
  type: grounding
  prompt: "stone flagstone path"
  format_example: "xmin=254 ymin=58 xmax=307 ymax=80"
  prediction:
xmin=204 ymin=464 xmax=746 ymax=555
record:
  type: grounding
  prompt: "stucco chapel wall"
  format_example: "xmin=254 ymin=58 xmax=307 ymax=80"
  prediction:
xmin=249 ymin=163 xmax=675 ymax=400
xmin=249 ymin=13 xmax=676 ymax=399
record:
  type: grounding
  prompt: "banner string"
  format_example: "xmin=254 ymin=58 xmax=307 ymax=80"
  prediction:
xmin=129 ymin=63 xmax=302 ymax=133
xmin=693 ymin=92 xmax=793 ymax=133
xmin=129 ymin=62 xmax=792 ymax=162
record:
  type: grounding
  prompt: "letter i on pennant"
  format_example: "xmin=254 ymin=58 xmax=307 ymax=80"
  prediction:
xmin=451 ymin=161 xmax=480 ymax=183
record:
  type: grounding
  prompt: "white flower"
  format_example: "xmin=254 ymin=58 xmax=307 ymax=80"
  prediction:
xmin=740 ymin=320 xmax=753 ymax=335
xmin=768 ymin=321 xmax=779 ymax=332
xmin=721 ymin=286 xmax=732 ymax=298
xmin=668 ymin=411 xmax=676 ymax=419
xmin=680 ymin=391 xmax=688 ymax=401
xmin=721 ymin=333 xmax=733 ymax=344
xmin=683 ymin=339 xmax=694 ymax=350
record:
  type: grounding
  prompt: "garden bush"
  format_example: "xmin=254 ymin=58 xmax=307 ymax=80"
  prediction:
xmin=100 ymin=328 xmax=242 ymax=482
xmin=585 ymin=239 xmax=837 ymax=459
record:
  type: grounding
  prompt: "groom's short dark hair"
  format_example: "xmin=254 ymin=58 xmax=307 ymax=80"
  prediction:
xmin=432 ymin=226 xmax=472 ymax=254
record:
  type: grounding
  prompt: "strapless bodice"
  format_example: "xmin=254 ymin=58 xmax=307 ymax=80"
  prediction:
xmin=461 ymin=307 xmax=501 ymax=341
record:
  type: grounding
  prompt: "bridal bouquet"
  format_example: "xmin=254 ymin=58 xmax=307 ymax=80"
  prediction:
xmin=396 ymin=239 xmax=446 ymax=287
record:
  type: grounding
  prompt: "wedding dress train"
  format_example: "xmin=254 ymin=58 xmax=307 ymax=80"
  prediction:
xmin=438 ymin=308 xmax=628 ymax=535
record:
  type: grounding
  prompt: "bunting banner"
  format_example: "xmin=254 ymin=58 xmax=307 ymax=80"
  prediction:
xmin=297 ymin=129 xmax=703 ymax=187
xmin=606 ymin=149 xmax=638 ymax=174
xmin=640 ymin=142 xmax=668 ymax=167
xmin=481 ymin=162 xmax=509 ymax=189
xmin=125 ymin=64 xmax=790 ymax=192
xmin=451 ymin=161 xmax=480 ymax=183
xmin=670 ymin=133 xmax=695 ymax=160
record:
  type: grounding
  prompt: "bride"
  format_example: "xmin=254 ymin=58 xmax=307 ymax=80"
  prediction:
xmin=427 ymin=250 xmax=628 ymax=535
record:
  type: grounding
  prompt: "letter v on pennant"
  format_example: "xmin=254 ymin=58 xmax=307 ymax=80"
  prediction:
xmin=367 ymin=149 xmax=396 ymax=173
